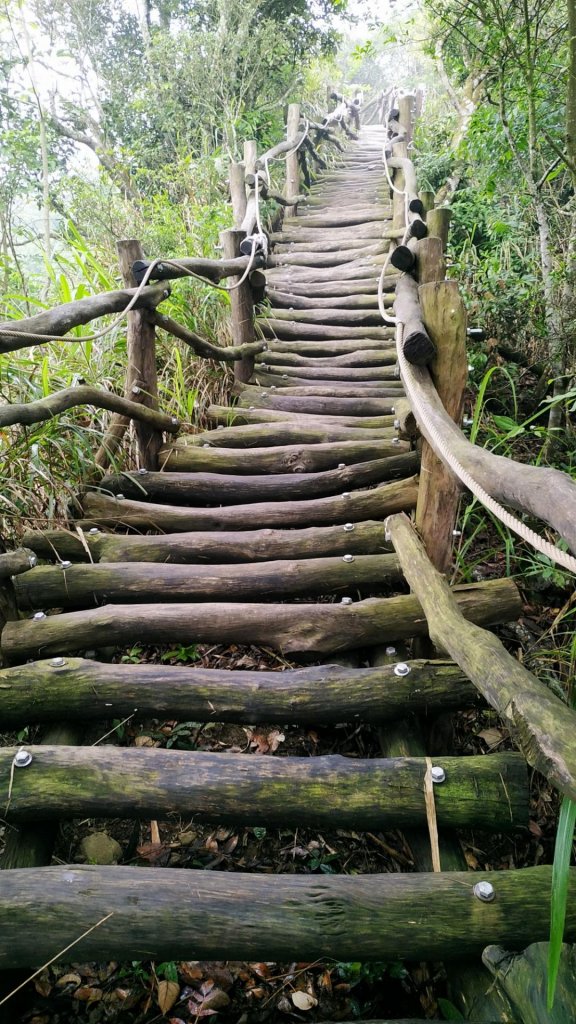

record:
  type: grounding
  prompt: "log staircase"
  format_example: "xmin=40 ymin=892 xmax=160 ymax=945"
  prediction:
xmin=0 ymin=124 xmax=574 ymax=1020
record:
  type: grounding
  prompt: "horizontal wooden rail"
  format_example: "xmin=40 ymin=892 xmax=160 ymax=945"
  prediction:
xmin=0 ymin=745 xmax=527 ymax=830
xmin=0 ymin=284 xmax=167 ymax=353
xmin=131 ymin=254 xmax=261 ymax=284
xmin=0 ymin=865 xmax=574 ymax=967
xmin=0 ymin=657 xmax=480 ymax=726
xmin=153 ymin=311 xmax=266 ymax=361
xmin=1 ymin=578 xmax=521 ymax=660
xmin=0 ymin=385 xmax=180 ymax=432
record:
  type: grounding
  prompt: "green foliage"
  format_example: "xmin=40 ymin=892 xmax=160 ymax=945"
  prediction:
xmin=548 ymin=798 xmax=576 ymax=1009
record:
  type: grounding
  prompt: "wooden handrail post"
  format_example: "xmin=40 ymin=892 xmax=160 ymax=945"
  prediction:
xmin=285 ymin=103 xmax=301 ymax=216
xmin=398 ymin=93 xmax=415 ymax=145
xmin=220 ymin=228 xmax=256 ymax=384
xmin=229 ymin=161 xmax=247 ymax=227
xmin=243 ymin=140 xmax=257 ymax=182
xmin=117 ymin=239 xmax=162 ymax=470
xmin=418 ymin=190 xmax=435 ymax=216
xmin=427 ymin=207 xmax=452 ymax=250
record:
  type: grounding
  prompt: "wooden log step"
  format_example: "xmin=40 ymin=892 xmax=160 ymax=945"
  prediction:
xmin=0 ymin=656 xmax=479 ymax=725
xmin=1 ymin=576 xmax=521 ymax=660
xmin=284 ymin=212 xmax=391 ymax=228
xmin=271 ymin=224 xmax=385 ymax=243
xmin=259 ymin=320 xmax=394 ymax=340
xmin=265 ymin=338 xmax=395 ymax=355
xmin=267 ymin=245 xmax=387 ymax=269
xmin=204 ymin=406 xmax=395 ymax=429
xmin=250 ymin=370 xmax=403 ymax=391
xmin=78 ymin=476 xmax=420 ymax=533
xmin=0 ymin=744 xmax=527 ymax=830
xmin=253 ymin=363 xmax=398 ymax=383
xmin=235 ymin=380 xmax=397 ymax=399
xmin=264 ymin=262 xmax=394 ymax=285
xmin=2 ymin=864 xmax=570 ymax=968
xmin=267 ymin=290 xmax=385 ymax=310
xmin=258 ymin=349 xmax=395 ymax=368
xmin=273 ymin=237 xmax=383 ymax=254
xmin=267 ymin=279 xmax=387 ymax=297
xmin=264 ymin=308 xmax=386 ymax=327
xmin=237 ymin=395 xmax=404 ymax=418
xmin=94 ymin=456 xmax=414 ymax=506
xmin=157 ymin=438 xmax=397 ymax=474
xmin=195 ymin=416 xmax=397 ymax=442
xmin=14 ymin=553 xmax=403 ymax=610
xmin=23 ymin=520 xmax=391 ymax=566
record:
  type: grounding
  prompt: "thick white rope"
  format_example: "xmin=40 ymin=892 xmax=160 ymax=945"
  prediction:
xmin=395 ymin=321 xmax=576 ymax=574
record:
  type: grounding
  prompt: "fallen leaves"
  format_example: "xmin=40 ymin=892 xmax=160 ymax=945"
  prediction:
xmin=157 ymin=979 xmax=180 ymax=1014
xmin=291 ymin=990 xmax=318 ymax=1010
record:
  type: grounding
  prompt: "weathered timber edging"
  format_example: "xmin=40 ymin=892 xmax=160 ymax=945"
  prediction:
xmin=155 ymin=438 xmax=397 ymax=474
xmin=0 ymin=746 xmax=527 ymax=830
xmin=0 ymin=865 xmax=574 ymax=967
xmin=0 ymin=657 xmax=479 ymax=725
xmin=387 ymin=513 xmax=576 ymax=800
xmin=0 ymin=385 xmax=180 ymax=432
xmin=1 ymin=579 xmax=521 ymax=660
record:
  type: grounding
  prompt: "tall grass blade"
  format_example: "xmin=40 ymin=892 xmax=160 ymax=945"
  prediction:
xmin=547 ymin=796 xmax=576 ymax=1009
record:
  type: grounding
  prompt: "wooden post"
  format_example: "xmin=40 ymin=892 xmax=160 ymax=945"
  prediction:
xmin=427 ymin=207 xmax=452 ymax=250
xmin=391 ymin=140 xmax=408 ymax=231
xmin=285 ymin=103 xmax=301 ymax=217
xmin=419 ymin=190 xmax=435 ymax=216
xmin=243 ymin=140 xmax=257 ymax=182
xmin=398 ymin=93 xmax=415 ymax=145
xmin=220 ymin=228 xmax=256 ymax=384
xmin=117 ymin=239 xmax=162 ymax=470
xmin=415 ymin=279 xmax=468 ymax=573
xmin=229 ymin=161 xmax=247 ymax=227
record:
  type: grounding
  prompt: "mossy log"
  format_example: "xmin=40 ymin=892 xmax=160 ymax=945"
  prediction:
xmin=274 ymin=238 xmax=383 ymax=255
xmin=237 ymin=395 xmax=403 ymax=417
xmin=0 ymin=865 xmax=572 ymax=968
xmin=202 ymin=406 xmax=395 ymax=430
xmin=0 ymin=549 xmax=37 ymax=579
xmin=0 ymin=745 xmax=527 ymax=831
xmin=78 ymin=475 xmax=419 ymax=533
xmin=23 ymin=520 xmax=390 ymax=565
xmin=267 ymin=289 xmax=384 ymax=310
xmin=14 ymin=553 xmax=404 ymax=610
xmin=386 ymin=513 xmax=576 ymax=800
xmin=257 ymin=349 xmax=396 ymax=368
xmin=0 ymin=284 xmax=167 ymax=354
xmin=235 ymin=380 xmax=398 ymax=399
xmin=195 ymin=418 xmax=400 ymax=445
xmin=266 ymin=245 xmax=387 ymax=269
xmin=258 ymin=319 xmax=394 ymax=340
xmin=155 ymin=438 xmax=398 ymax=474
xmin=266 ymin=273 xmax=397 ymax=294
xmin=154 ymin=312 xmax=265 ymax=362
xmin=0 ymin=656 xmax=480 ymax=726
xmin=480 ymin=942 xmax=576 ymax=1024
xmin=284 ymin=209 xmax=391 ymax=227
xmin=271 ymin=223 xmax=385 ymax=243
xmin=0 ymin=385 xmax=180 ymax=433
xmin=394 ymin=398 xmax=419 ymax=440
xmin=1 ymin=577 xmax=521 ymax=660
xmin=251 ymin=363 xmax=397 ymax=383
xmin=399 ymin=357 xmax=576 ymax=552
xmin=265 ymin=338 xmax=395 ymax=355
xmin=250 ymin=370 xmax=403 ymax=390
xmin=132 ymin=254 xmax=260 ymax=285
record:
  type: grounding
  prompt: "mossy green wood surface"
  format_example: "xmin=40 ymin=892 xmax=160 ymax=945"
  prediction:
xmin=205 ymin=401 xmax=399 ymax=424
xmin=387 ymin=513 xmax=576 ymax=800
xmin=151 ymin=438 xmax=396 ymax=474
xmin=181 ymin=419 xmax=397 ymax=445
xmin=0 ymin=658 xmax=480 ymax=726
xmin=1 ymin=579 xmax=521 ymax=660
xmin=13 ymin=554 xmax=404 ymax=609
xmin=235 ymin=393 xmax=402 ymax=415
xmin=258 ymin=319 xmax=393 ymax=340
xmin=79 ymin=476 xmax=420 ymax=531
xmin=22 ymin=520 xmax=391 ymax=564
xmin=0 ymin=746 xmax=527 ymax=828
xmin=481 ymin=943 xmax=576 ymax=1023
xmin=0 ymin=866 xmax=574 ymax=968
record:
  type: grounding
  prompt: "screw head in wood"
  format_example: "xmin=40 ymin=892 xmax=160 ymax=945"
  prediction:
xmin=473 ymin=881 xmax=495 ymax=903
xmin=342 ymin=492 xmax=350 ymax=498
xmin=116 ymin=494 xmax=125 ymax=500
xmin=343 ymin=523 xmax=354 ymax=532
xmin=341 ymin=596 xmax=353 ymax=605
xmin=338 ymin=463 xmax=345 ymax=469
xmin=171 ymin=417 xmax=179 ymax=425
xmin=50 ymin=657 xmax=66 ymax=668
xmin=32 ymin=611 xmax=46 ymax=620
xmin=385 ymin=645 xmax=396 ymax=655
xmin=282 ymin=375 xmax=288 ymax=379
xmin=163 ymin=289 xmax=170 ymax=299
xmin=60 ymin=560 xmax=72 ymax=569
xmin=270 ymin=386 xmax=277 ymax=390
xmin=203 ymin=443 xmax=210 ymax=448
xmin=217 ymin=425 xmax=224 ymax=430
xmin=431 ymin=766 xmax=446 ymax=784
xmin=88 ymin=528 xmax=99 ymax=535
xmin=391 ymin=406 xmax=395 ymax=414
xmin=131 ymin=385 xmax=141 ymax=395
xmin=28 ymin=555 xmax=37 ymax=568
xmin=394 ymin=418 xmax=400 ymax=430
xmin=14 ymin=749 xmax=33 ymax=768
xmin=138 ymin=468 xmax=148 ymax=475
xmin=343 ymin=554 xmax=355 ymax=563
xmin=394 ymin=662 xmax=410 ymax=676
xmin=392 ymin=437 xmax=400 ymax=445
xmin=452 ymin=529 xmax=462 ymax=537
xmin=249 ymin=406 xmax=254 ymax=410
xmin=260 ymin=364 xmax=268 ymax=370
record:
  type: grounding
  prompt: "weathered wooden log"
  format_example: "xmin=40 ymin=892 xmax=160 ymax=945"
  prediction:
xmin=118 ymin=239 xmax=163 ymax=470
xmin=157 ymin=438 xmax=397 ymax=474
xmin=229 ymin=160 xmax=247 ymax=226
xmin=236 ymin=395 xmax=403 ymax=417
xmin=221 ymin=228 xmax=257 ymax=383
xmin=254 ymin=362 xmax=397 ymax=383
xmin=389 ymin=237 xmax=446 ymax=282
xmin=22 ymin=520 xmax=391 ymax=566
xmin=394 ymin=275 xmax=436 ymax=365
xmin=95 ymin=454 xmax=414 ymax=506
xmin=1 ymin=864 xmax=569 ymax=968
xmin=78 ymin=476 xmax=420 ymax=534
xmin=399 ymin=354 xmax=576 ymax=552
xmin=0 ymin=284 xmax=168 ymax=353
xmin=394 ymin=398 xmax=419 ymax=440
xmin=153 ymin=312 xmax=265 ymax=361
xmin=283 ymin=210 xmax=390 ymax=228
xmin=272 ymin=223 xmax=385 ymax=243
xmin=427 ymin=207 xmax=452 ymax=249
xmin=257 ymin=348 xmax=396 ymax=368
xmin=0 ymin=549 xmax=37 ymax=579
xmin=387 ymin=156 xmax=424 ymax=215
xmin=266 ymin=246 xmax=388 ymax=269
xmin=264 ymin=338 xmax=395 ymax=356
xmin=386 ymin=512 xmax=576 ymax=800
xmin=263 ymin=307 xmax=387 ymax=327
xmin=269 ymin=278 xmax=387 ymax=297
xmin=265 ymin=262 xmax=395 ymax=285
xmin=14 ymin=553 xmax=403 ymax=610
xmin=250 ymin=371 xmax=403 ymax=391
xmin=267 ymin=290 xmax=384 ymax=310
xmin=131 ymin=255 xmax=261 ymax=285
xmin=0 ymin=744 xmax=527 ymax=830
xmin=0 ymin=385 xmax=180 ymax=433
xmin=480 ymin=942 xmax=576 ymax=1023
xmin=258 ymin=319 xmax=393 ymax=340
xmin=0 ymin=657 xmax=479 ymax=726
xmin=1 ymin=576 xmax=521 ymax=660
xmin=194 ymin=411 xmax=391 ymax=436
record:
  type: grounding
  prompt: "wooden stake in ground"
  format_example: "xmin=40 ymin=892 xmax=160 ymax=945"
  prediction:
xmin=220 ymin=229 xmax=257 ymax=384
